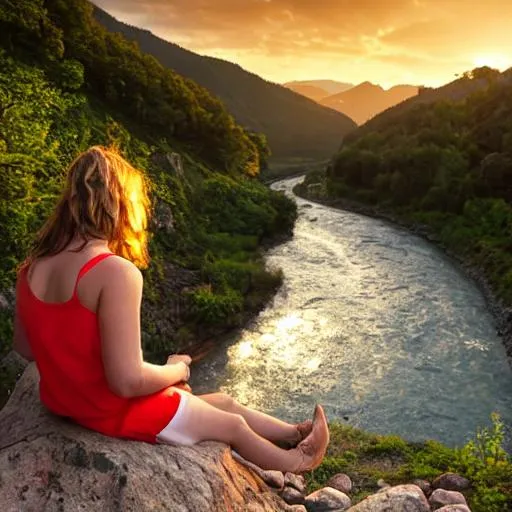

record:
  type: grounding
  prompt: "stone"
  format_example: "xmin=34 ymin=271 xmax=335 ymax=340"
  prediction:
xmin=429 ymin=489 xmax=468 ymax=510
xmin=285 ymin=505 xmax=307 ymax=512
xmin=153 ymin=202 xmax=175 ymax=232
xmin=231 ymin=451 xmax=284 ymax=489
xmin=304 ymin=486 xmax=351 ymax=511
xmin=432 ymin=473 xmax=470 ymax=492
xmin=284 ymin=472 xmax=306 ymax=493
xmin=281 ymin=486 xmax=305 ymax=505
xmin=412 ymin=479 xmax=432 ymax=497
xmin=0 ymin=365 xmax=290 ymax=512
xmin=346 ymin=484 xmax=430 ymax=511
xmin=262 ymin=470 xmax=285 ymax=490
xmin=436 ymin=506 xmax=471 ymax=512
xmin=326 ymin=473 xmax=352 ymax=494
xmin=0 ymin=287 xmax=14 ymax=310
xmin=0 ymin=292 xmax=9 ymax=310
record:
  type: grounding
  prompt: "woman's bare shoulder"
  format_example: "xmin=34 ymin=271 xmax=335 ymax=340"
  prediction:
xmin=99 ymin=255 xmax=143 ymax=285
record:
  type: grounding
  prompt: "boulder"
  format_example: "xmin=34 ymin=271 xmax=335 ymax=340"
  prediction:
xmin=263 ymin=471 xmax=286 ymax=490
xmin=304 ymin=487 xmax=351 ymax=511
xmin=346 ymin=484 xmax=429 ymax=511
xmin=281 ymin=486 xmax=305 ymax=505
xmin=284 ymin=472 xmax=306 ymax=493
xmin=0 ymin=365 xmax=290 ymax=512
xmin=412 ymin=479 xmax=432 ymax=497
xmin=231 ymin=452 xmax=285 ymax=490
xmin=432 ymin=473 xmax=470 ymax=492
xmin=326 ymin=473 xmax=352 ymax=494
xmin=429 ymin=489 xmax=468 ymax=510
xmin=436 ymin=506 xmax=471 ymax=512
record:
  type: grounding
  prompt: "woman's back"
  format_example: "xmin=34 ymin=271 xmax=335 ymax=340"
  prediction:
xmin=17 ymin=250 xmax=128 ymax=433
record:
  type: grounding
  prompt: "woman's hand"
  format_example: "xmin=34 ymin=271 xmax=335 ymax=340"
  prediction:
xmin=167 ymin=354 xmax=192 ymax=367
xmin=167 ymin=354 xmax=191 ymax=382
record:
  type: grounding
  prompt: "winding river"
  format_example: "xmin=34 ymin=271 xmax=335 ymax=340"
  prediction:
xmin=191 ymin=176 xmax=512 ymax=447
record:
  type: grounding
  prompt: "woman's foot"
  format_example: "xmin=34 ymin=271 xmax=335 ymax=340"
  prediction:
xmin=275 ymin=419 xmax=313 ymax=449
xmin=293 ymin=405 xmax=329 ymax=473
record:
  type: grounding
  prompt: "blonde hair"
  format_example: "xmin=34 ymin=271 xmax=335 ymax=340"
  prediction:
xmin=24 ymin=146 xmax=151 ymax=268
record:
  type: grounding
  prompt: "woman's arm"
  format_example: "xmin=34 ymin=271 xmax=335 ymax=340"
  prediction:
xmin=98 ymin=256 xmax=189 ymax=398
xmin=13 ymin=311 xmax=34 ymax=361
xmin=13 ymin=276 xmax=34 ymax=361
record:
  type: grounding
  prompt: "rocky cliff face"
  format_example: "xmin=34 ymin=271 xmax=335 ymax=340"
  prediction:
xmin=0 ymin=365 xmax=290 ymax=512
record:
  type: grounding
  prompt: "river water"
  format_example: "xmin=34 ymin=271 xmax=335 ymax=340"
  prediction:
xmin=190 ymin=177 xmax=512 ymax=447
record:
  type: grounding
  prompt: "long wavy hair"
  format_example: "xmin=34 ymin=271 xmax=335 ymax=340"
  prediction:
xmin=23 ymin=146 xmax=151 ymax=269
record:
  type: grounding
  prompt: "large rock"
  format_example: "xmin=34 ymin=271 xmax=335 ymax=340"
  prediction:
xmin=346 ymin=484 xmax=429 ymax=511
xmin=281 ymin=487 xmax=305 ymax=505
xmin=412 ymin=479 xmax=432 ymax=497
xmin=432 ymin=473 xmax=470 ymax=492
xmin=0 ymin=365 xmax=290 ymax=511
xmin=284 ymin=473 xmax=306 ymax=493
xmin=304 ymin=487 xmax=351 ymax=511
xmin=429 ymin=489 xmax=468 ymax=510
xmin=326 ymin=473 xmax=352 ymax=494
xmin=436 ymin=506 xmax=471 ymax=512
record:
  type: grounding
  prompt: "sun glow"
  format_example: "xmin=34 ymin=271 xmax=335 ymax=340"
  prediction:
xmin=472 ymin=53 xmax=511 ymax=70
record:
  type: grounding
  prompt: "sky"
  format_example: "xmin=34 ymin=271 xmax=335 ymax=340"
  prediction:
xmin=91 ymin=0 xmax=512 ymax=89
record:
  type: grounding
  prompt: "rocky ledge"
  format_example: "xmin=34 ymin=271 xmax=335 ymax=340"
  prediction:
xmin=0 ymin=365 xmax=290 ymax=512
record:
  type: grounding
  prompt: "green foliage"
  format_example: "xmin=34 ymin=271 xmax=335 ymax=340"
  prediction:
xmin=322 ymin=70 xmax=512 ymax=309
xmin=194 ymin=174 xmax=296 ymax=239
xmin=0 ymin=0 xmax=297 ymax=402
xmin=308 ymin=416 xmax=512 ymax=512
xmin=363 ymin=435 xmax=412 ymax=457
xmin=187 ymin=286 xmax=243 ymax=325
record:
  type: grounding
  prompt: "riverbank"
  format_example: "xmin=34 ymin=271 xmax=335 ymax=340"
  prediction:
xmin=293 ymin=182 xmax=512 ymax=366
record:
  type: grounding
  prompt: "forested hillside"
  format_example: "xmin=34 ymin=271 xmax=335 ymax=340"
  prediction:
xmin=356 ymin=67 xmax=512 ymax=135
xmin=0 ymin=0 xmax=297 ymax=403
xmin=298 ymin=67 xmax=512 ymax=308
xmin=93 ymin=7 xmax=357 ymax=161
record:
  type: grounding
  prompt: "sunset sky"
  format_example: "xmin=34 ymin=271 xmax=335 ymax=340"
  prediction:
xmin=92 ymin=0 xmax=512 ymax=89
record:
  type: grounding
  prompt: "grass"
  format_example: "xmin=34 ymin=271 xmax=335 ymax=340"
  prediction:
xmin=307 ymin=416 xmax=512 ymax=512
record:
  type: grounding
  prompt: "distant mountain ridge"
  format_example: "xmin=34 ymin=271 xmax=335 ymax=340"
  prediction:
xmin=320 ymin=82 xmax=419 ymax=125
xmin=93 ymin=7 xmax=356 ymax=161
xmin=282 ymin=83 xmax=331 ymax=102
xmin=355 ymin=66 xmax=512 ymax=136
xmin=284 ymin=80 xmax=354 ymax=100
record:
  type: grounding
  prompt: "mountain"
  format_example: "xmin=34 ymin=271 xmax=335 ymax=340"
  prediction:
xmin=283 ymin=80 xmax=354 ymax=100
xmin=285 ymin=80 xmax=354 ymax=95
xmin=355 ymin=66 xmax=510 ymax=136
xmin=93 ymin=8 xmax=356 ymax=161
xmin=282 ymin=83 xmax=331 ymax=102
xmin=320 ymin=82 xmax=418 ymax=125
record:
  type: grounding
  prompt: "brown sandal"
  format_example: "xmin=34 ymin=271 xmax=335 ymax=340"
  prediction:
xmin=293 ymin=405 xmax=330 ymax=473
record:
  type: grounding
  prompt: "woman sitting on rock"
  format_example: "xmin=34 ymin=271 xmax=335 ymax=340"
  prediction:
xmin=13 ymin=146 xmax=329 ymax=473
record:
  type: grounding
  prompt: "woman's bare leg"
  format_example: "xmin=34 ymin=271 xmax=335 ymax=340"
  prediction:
xmin=197 ymin=392 xmax=304 ymax=443
xmin=159 ymin=392 xmax=329 ymax=472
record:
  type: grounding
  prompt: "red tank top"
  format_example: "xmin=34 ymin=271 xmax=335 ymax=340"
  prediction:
xmin=17 ymin=253 xmax=181 ymax=443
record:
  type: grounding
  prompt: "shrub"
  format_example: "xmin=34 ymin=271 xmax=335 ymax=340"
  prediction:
xmin=187 ymin=285 xmax=243 ymax=325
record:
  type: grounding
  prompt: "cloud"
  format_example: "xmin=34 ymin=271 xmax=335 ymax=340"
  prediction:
xmin=91 ymin=0 xmax=512 ymax=86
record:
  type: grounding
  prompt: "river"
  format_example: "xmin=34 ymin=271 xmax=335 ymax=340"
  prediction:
xmin=190 ymin=176 xmax=512 ymax=447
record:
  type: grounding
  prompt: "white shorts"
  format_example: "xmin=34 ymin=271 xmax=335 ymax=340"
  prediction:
xmin=156 ymin=389 xmax=200 ymax=446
